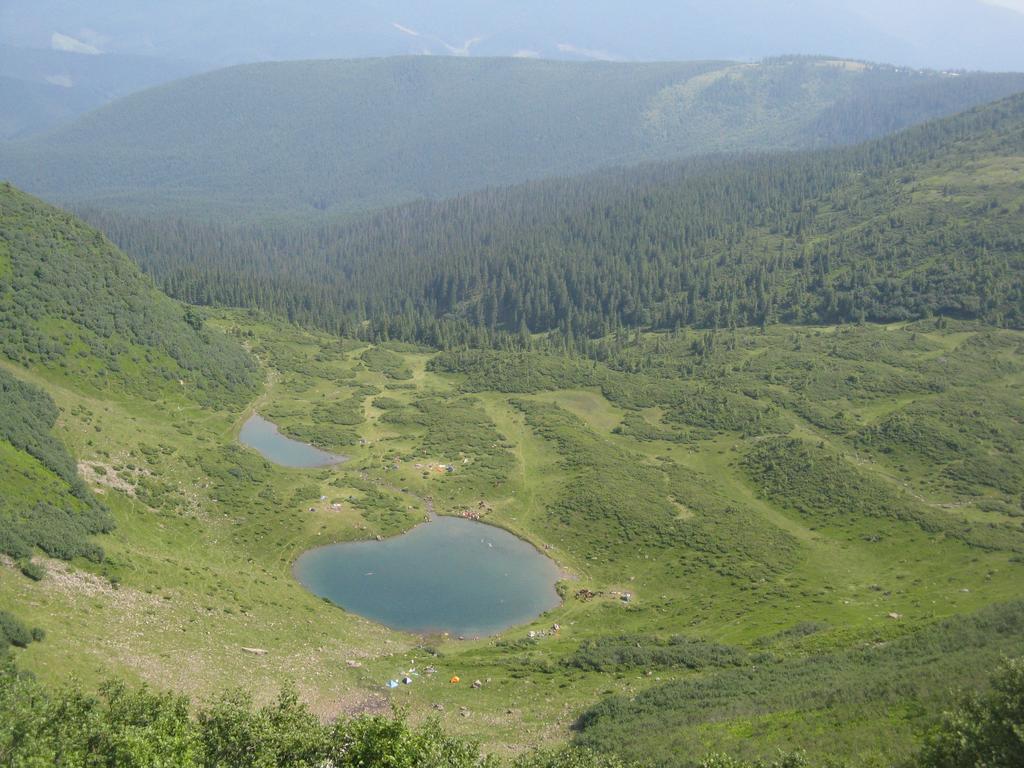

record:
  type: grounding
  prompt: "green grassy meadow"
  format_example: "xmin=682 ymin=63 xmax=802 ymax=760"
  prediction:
xmin=2 ymin=312 xmax=1023 ymax=764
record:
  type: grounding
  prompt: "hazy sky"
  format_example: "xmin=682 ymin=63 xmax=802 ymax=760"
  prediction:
xmin=2 ymin=1 xmax=1024 ymax=72
xmin=981 ymin=0 xmax=1024 ymax=12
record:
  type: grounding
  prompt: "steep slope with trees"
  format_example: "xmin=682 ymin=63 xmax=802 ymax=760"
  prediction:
xmin=90 ymin=92 xmax=1024 ymax=347
xmin=0 ymin=183 xmax=260 ymax=406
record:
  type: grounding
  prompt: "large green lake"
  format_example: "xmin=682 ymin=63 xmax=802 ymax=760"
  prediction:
xmin=239 ymin=413 xmax=346 ymax=468
xmin=293 ymin=516 xmax=562 ymax=636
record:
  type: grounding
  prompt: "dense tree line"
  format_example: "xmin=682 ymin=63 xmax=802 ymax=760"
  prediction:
xmin=87 ymin=93 xmax=1024 ymax=350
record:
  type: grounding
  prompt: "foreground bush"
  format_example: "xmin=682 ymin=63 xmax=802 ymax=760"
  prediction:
xmin=918 ymin=658 xmax=1024 ymax=768
xmin=0 ymin=673 xmax=486 ymax=768
xmin=2 ymin=658 xmax=1019 ymax=767
xmin=0 ymin=670 xmax=625 ymax=768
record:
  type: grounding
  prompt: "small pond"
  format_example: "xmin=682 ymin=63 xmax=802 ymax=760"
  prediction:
xmin=293 ymin=515 xmax=561 ymax=636
xmin=239 ymin=413 xmax=346 ymax=468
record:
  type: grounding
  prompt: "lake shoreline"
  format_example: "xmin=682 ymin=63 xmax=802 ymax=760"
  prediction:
xmin=237 ymin=411 xmax=564 ymax=637
xmin=291 ymin=512 xmax=563 ymax=638
xmin=239 ymin=412 xmax=349 ymax=468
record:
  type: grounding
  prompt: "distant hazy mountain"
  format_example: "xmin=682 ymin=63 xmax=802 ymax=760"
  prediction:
xmin=0 ymin=75 xmax=97 ymax=139
xmin=4 ymin=0 xmax=1024 ymax=71
xmin=0 ymin=45 xmax=204 ymax=138
xmin=2 ymin=56 xmax=1023 ymax=219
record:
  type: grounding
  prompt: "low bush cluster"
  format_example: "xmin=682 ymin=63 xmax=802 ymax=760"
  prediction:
xmin=0 ymin=673 xmax=635 ymax=768
xmin=0 ymin=368 xmax=112 ymax=562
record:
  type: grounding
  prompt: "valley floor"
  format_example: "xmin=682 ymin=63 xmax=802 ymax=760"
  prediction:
xmin=3 ymin=315 xmax=1023 ymax=765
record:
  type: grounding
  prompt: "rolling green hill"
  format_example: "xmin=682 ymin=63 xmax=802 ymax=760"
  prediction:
xmin=0 ymin=182 xmax=260 ymax=407
xmin=91 ymin=91 xmax=1024 ymax=347
xmin=3 ymin=55 xmax=1024 ymax=217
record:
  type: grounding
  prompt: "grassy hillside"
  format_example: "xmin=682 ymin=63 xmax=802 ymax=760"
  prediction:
xmin=574 ymin=605 xmax=1024 ymax=766
xmin=1 ymin=656 xmax=1018 ymax=767
xmin=3 ymin=56 xmax=1024 ymax=217
xmin=0 ymin=183 xmax=259 ymax=407
xmin=0 ymin=367 xmax=111 ymax=567
xmin=1 ymin=95 xmax=1023 ymax=765
xmin=0 ymin=182 xmax=260 ymax=654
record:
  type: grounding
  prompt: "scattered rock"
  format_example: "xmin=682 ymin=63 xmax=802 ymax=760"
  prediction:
xmin=241 ymin=647 xmax=268 ymax=656
xmin=887 ymin=612 xmax=902 ymax=620
xmin=471 ymin=679 xmax=482 ymax=689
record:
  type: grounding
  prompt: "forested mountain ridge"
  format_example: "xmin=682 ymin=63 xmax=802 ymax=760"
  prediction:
xmin=0 ymin=183 xmax=260 ymax=406
xmin=4 ymin=55 xmax=1024 ymax=217
xmin=91 ymin=91 xmax=1024 ymax=347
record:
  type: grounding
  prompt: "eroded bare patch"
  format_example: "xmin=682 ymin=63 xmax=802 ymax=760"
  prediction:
xmin=78 ymin=460 xmax=151 ymax=497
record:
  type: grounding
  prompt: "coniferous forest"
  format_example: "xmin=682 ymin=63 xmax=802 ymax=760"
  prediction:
xmin=83 ymin=93 xmax=1024 ymax=351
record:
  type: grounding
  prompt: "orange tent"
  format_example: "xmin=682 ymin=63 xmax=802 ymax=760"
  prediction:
xmin=449 ymin=676 xmax=460 ymax=684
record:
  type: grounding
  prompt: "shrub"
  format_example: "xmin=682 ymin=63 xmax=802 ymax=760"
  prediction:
xmin=0 ymin=611 xmax=32 ymax=649
xmin=18 ymin=560 xmax=45 ymax=581
xmin=918 ymin=657 xmax=1024 ymax=768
